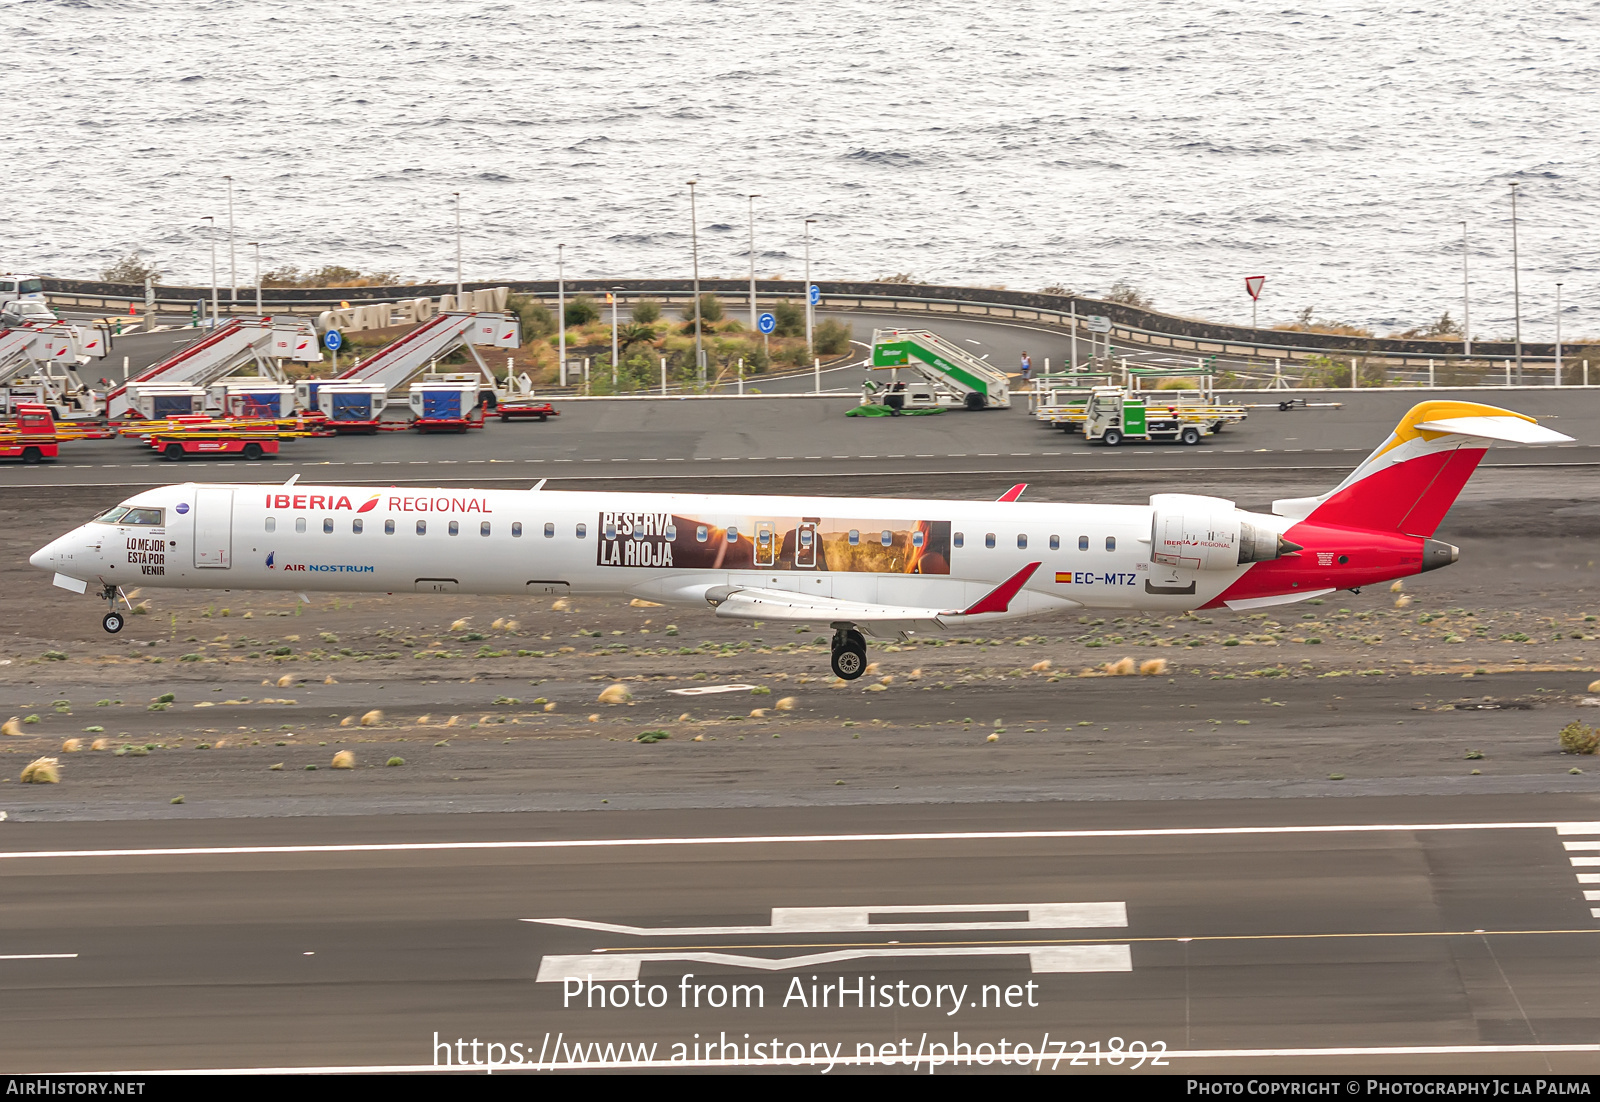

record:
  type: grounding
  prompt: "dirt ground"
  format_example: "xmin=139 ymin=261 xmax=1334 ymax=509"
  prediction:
xmin=4 ymin=472 xmax=1600 ymax=821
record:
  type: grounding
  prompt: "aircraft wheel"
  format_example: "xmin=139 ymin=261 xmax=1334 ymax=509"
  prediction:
xmin=831 ymin=643 xmax=867 ymax=681
xmin=1101 ymin=428 xmax=1123 ymax=447
xmin=242 ymin=442 xmax=263 ymax=460
xmin=103 ymin=611 xmax=124 ymax=635
xmin=1180 ymin=426 xmax=1201 ymax=446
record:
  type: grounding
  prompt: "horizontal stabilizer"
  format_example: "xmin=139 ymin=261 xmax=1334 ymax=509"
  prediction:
xmin=1413 ymin=415 xmax=1572 ymax=445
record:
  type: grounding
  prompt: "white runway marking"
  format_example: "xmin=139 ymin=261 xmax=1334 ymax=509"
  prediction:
xmin=1 ymin=953 xmax=77 ymax=960
xmin=4 ymin=821 xmax=1598 ymax=861
xmin=535 ymin=943 xmax=1132 ymax=982
xmin=529 ymin=901 xmax=1126 ymax=936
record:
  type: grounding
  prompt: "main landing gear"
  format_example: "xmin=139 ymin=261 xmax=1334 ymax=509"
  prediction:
xmin=830 ymin=626 xmax=867 ymax=680
xmin=100 ymin=584 xmax=124 ymax=634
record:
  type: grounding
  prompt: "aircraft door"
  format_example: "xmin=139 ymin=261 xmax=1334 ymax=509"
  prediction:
xmin=192 ymin=487 xmax=233 ymax=568
xmin=795 ymin=520 xmax=818 ymax=568
xmin=754 ymin=521 xmax=776 ymax=567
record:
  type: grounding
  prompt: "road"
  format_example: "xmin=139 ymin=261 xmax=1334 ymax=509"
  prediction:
xmin=3 ymin=796 xmax=1599 ymax=1073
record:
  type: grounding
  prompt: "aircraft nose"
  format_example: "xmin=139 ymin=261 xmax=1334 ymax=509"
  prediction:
xmin=30 ymin=538 xmax=61 ymax=571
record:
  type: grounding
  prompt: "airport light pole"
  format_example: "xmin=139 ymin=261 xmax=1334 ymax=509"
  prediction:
xmin=688 ymin=180 xmax=703 ymax=384
xmin=804 ymin=218 xmax=816 ymax=352
xmin=611 ymin=287 xmax=621 ymax=390
xmin=1509 ymin=182 xmax=1523 ymax=384
xmin=225 ymin=175 xmax=236 ymax=302
xmin=203 ymin=216 xmax=217 ymax=326
xmin=454 ymin=192 xmax=463 ymax=301
xmin=747 ymin=194 xmax=760 ymax=334
xmin=249 ymin=242 xmax=261 ymax=313
xmin=1460 ymin=222 xmax=1472 ymax=358
xmin=557 ymin=244 xmax=566 ymax=387
xmin=1556 ymin=281 xmax=1563 ymax=384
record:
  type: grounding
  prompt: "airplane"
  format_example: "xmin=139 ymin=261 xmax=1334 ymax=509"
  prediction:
xmin=29 ymin=400 xmax=1569 ymax=680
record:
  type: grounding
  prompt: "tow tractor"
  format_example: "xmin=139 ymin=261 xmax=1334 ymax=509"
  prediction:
xmin=0 ymin=404 xmax=61 ymax=463
xmin=1081 ymin=386 xmax=1247 ymax=446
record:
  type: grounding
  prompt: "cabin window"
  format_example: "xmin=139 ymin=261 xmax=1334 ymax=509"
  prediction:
xmin=1106 ymin=536 xmax=1116 ymax=552
xmin=881 ymin=530 xmax=892 ymax=547
xmin=543 ymin=522 xmax=554 ymax=538
xmin=1017 ymin=534 xmax=1028 ymax=549
xmin=323 ymin=518 xmax=333 ymax=534
xmin=416 ymin=520 xmax=426 ymax=535
xmin=384 ymin=520 xmax=395 ymax=535
xmin=295 ymin=518 xmax=306 ymax=534
xmin=726 ymin=526 xmax=739 ymax=543
xmin=1049 ymin=535 xmax=1060 ymax=550
xmin=512 ymin=522 xmax=522 ymax=538
xmin=264 ymin=517 xmax=275 ymax=533
xmin=633 ymin=528 xmax=645 ymax=541
xmin=448 ymin=521 xmax=460 ymax=536
xmin=666 ymin=524 xmax=677 ymax=541
xmin=911 ymin=531 xmax=924 ymax=548
xmin=985 ymin=533 xmax=996 ymax=549
xmin=1078 ymin=536 xmax=1089 ymax=551
xmin=696 ymin=525 xmax=708 ymax=542
xmin=604 ymin=522 xmax=616 ymax=540
xmin=352 ymin=519 xmax=363 ymax=535
xmin=481 ymin=521 xmax=491 ymax=536
xmin=953 ymin=532 xmax=964 ymax=549
xmin=576 ymin=523 xmax=587 ymax=539
xmin=801 ymin=529 xmax=814 ymax=548
xmin=848 ymin=529 xmax=859 ymax=545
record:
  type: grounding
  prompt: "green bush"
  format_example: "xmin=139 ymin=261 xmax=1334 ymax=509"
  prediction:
xmin=565 ymin=295 xmax=599 ymax=328
xmin=507 ymin=294 xmax=555 ymax=343
xmin=814 ymin=318 xmax=853 ymax=356
xmin=632 ymin=299 xmax=661 ymax=324
xmin=773 ymin=300 xmax=805 ymax=337
xmin=1560 ymin=721 xmax=1600 ymax=755
xmin=681 ymin=294 xmax=724 ymax=325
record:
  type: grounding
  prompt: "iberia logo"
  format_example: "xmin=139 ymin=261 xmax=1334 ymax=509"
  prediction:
xmin=356 ymin=494 xmax=381 ymax=514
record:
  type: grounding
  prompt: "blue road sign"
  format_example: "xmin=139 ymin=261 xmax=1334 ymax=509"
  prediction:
xmin=757 ymin=312 xmax=776 ymax=335
xmin=324 ymin=329 xmax=343 ymax=351
xmin=808 ymin=284 xmax=820 ymax=306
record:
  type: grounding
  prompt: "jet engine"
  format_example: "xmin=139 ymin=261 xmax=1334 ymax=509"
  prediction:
xmin=1149 ymin=494 xmax=1301 ymax=571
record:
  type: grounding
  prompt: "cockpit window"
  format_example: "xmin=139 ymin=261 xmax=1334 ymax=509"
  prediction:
xmin=93 ymin=506 xmax=129 ymax=524
xmin=120 ymin=507 xmax=164 ymax=526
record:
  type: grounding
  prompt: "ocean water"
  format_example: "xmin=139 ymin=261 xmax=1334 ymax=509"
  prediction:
xmin=2 ymin=0 xmax=1595 ymax=338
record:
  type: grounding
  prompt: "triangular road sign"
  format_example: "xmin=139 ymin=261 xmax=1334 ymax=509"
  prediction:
xmin=1245 ymin=275 xmax=1266 ymax=300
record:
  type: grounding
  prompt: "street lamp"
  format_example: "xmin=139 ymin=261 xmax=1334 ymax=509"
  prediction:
xmin=1460 ymin=222 xmax=1472 ymax=358
xmin=611 ymin=287 xmax=621 ymax=390
xmin=225 ymin=175 xmax=236 ymax=302
xmin=557 ymin=244 xmax=566 ymax=387
xmin=747 ymin=194 xmax=761 ymax=334
xmin=1509 ymin=182 xmax=1523 ymax=384
xmin=202 ymin=215 xmax=217 ymax=327
xmin=688 ymin=180 xmax=703 ymax=383
xmin=1556 ymin=281 xmax=1564 ymax=385
xmin=454 ymin=192 xmax=463 ymax=301
xmin=249 ymin=242 xmax=261 ymax=314
xmin=804 ymin=218 xmax=816 ymax=352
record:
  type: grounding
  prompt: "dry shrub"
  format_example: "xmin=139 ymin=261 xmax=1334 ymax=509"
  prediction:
xmin=1105 ymin=657 xmax=1137 ymax=676
xmin=444 ymin=715 xmax=459 ymax=727
xmin=360 ymin=709 xmax=383 ymax=727
xmin=864 ymin=662 xmax=881 ymax=675
xmin=20 ymin=757 xmax=59 ymax=783
xmin=1589 ymin=679 xmax=1600 ymax=694
xmin=90 ymin=737 xmax=111 ymax=751
xmin=1390 ymin=580 xmax=1404 ymax=593
xmin=552 ymin=598 xmax=571 ymax=612
xmin=986 ymin=733 xmax=999 ymax=743
xmin=503 ymin=620 xmax=520 ymax=632
xmin=543 ymin=702 xmax=556 ymax=712
xmin=61 ymin=738 xmax=82 ymax=753
xmin=324 ymin=675 xmax=338 ymax=684
xmin=276 ymin=674 xmax=293 ymax=688
xmin=416 ymin=714 xmax=431 ymax=725
xmin=775 ymin=697 xmax=797 ymax=711
xmin=629 ymin=598 xmax=662 ymax=608
xmin=1139 ymin=658 xmax=1169 ymax=676
xmin=1395 ymin=595 xmax=1412 ymax=609
xmin=330 ymin=750 xmax=355 ymax=769
xmin=339 ymin=716 xmax=355 ymax=727
xmin=1031 ymin=660 xmax=1053 ymax=673
xmin=450 ymin=618 xmax=471 ymax=632
xmin=598 ymin=684 xmax=632 ymax=705
xmin=1560 ymin=721 xmax=1600 ymax=755
xmin=491 ymin=617 xmax=506 ymax=630
xmin=907 ymin=668 xmax=922 ymax=680
xmin=750 ymin=708 xmax=768 ymax=718
xmin=1 ymin=717 xmax=24 ymax=737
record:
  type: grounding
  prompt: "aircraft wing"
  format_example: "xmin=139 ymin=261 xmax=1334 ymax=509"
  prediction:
xmin=704 ymin=563 xmax=1042 ymax=636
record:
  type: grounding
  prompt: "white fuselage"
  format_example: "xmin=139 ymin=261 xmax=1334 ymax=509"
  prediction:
xmin=31 ymin=482 xmax=1272 ymax=627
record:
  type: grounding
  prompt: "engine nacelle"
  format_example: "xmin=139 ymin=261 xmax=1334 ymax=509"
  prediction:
xmin=1150 ymin=494 xmax=1299 ymax=571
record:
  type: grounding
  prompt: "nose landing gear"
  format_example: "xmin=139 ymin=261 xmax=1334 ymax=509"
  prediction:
xmin=830 ymin=625 xmax=867 ymax=681
xmin=99 ymin=584 xmax=125 ymax=634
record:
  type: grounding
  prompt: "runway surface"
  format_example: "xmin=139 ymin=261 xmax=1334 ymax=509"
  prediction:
xmin=4 ymin=796 xmax=1600 ymax=1073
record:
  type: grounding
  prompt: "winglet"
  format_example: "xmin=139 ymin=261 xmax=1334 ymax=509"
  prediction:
xmin=997 ymin=483 xmax=1027 ymax=502
xmin=959 ymin=562 xmax=1041 ymax=615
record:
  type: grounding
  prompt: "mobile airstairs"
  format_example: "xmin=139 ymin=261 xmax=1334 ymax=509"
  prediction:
xmin=869 ymin=328 xmax=1011 ymax=410
xmin=105 ymin=317 xmax=321 ymax=419
xmin=0 ymin=322 xmax=110 ymax=418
